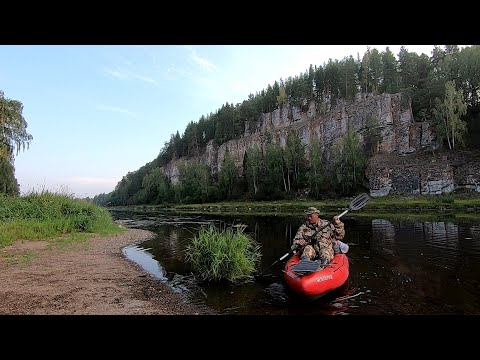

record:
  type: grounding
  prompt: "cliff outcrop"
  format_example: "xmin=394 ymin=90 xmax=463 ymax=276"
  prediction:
xmin=160 ymin=93 xmax=479 ymax=196
xmin=366 ymin=150 xmax=480 ymax=196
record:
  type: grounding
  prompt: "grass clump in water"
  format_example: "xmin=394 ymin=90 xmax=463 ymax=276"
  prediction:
xmin=185 ymin=224 xmax=261 ymax=283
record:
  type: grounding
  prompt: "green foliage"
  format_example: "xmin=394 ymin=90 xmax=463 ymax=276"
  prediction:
xmin=0 ymin=90 xmax=33 ymax=161
xmin=284 ymin=131 xmax=306 ymax=191
xmin=0 ymin=156 xmax=20 ymax=195
xmin=432 ymin=80 xmax=468 ymax=149
xmin=398 ymin=46 xmax=420 ymax=92
xmin=219 ymin=151 xmax=238 ymax=200
xmin=324 ymin=59 xmax=341 ymax=106
xmin=333 ymin=128 xmax=367 ymax=195
xmin=307 ymin=137 xmax=326 ymax=198
xmin=184 ymin=224 xmax=261 ymax=283
xmin=0 ymin=191 xmax=123 ymax=248
xmin=0 ymin=90 xmax=33 ymax=196
xmin=340 ymin=55 xmax=358 ymax=100
xmin=178 ymin=160 xmax=212 ymax=203
xmin=364 ymin=116 xmax=381 ymax=156
xmin=458 ymin=45 xmax=480 ymax=109
xmin=141 ymin=166 xmax=173 ymax=204
xmin=244 ymin=145 xmax=262 ymax=195
xmin=380 ymin=47 xmax=399 ymax=94
xmin=264 ymin=142 xmax=284 ymax=194
xmin=276 ymin=86 xmax=288 ymax=107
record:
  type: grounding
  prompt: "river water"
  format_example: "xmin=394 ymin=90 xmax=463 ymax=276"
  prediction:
xmin=111 ymin=210 xmax=480 ymax=315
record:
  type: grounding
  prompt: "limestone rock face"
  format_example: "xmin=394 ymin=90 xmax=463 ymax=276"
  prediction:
xmin=366 ymin=150 xmax=480 ymax=196
xmin=159 ymin=92 xmax=479 ymax=195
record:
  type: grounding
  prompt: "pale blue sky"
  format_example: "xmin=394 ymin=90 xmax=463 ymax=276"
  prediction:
xmin=0 ymin=45 xmax=437 ymax=198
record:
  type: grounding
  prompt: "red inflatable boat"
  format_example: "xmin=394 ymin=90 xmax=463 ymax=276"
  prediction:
xmin=283 ymin=253 xmax=349 ymax=300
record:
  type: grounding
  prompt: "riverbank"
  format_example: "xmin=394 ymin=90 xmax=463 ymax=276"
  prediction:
xmin=108 ymin=193 xmax=480 ymax=216
xmin=0 ymin=228 xmax=217 ymax=315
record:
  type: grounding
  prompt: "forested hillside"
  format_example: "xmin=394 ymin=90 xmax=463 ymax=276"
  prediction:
xmin=93 ymin=45 xmax=480 ymax=206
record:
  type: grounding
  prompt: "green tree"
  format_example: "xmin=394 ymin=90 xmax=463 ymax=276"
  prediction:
xmin=360 ymin=47 xmax=371 ymax=93
xmin=307 ymin=137 xmax=325 ymax=198
xmin=364 ymin=116 xmax=382 ymax=156
xmin=458 ymin=45 xmax=480 ymax=109
xmin=178 ymin=161 xmax=212 ymax=203
xmin=432 ymin=80 xmax=468 ymax=150
xmin=264 ymin=142 xmax=284 ymax=195
xmin=314 ymin=65 xmax=325 ymax=102
xmin=333 ymin=128 xmax=367 ymax=195
xmin=397 ymin=46 xmax=418 ymax=91
xmin=244 ymin=145 xmax=262 ymax=195
xmin=0 ymin=90 xmax=33 ymax=196
xmin=380 ymin=47 xmax=398 ymax=94
xmin=276 ymin=86 xmax=288 ymax=107
xmin=324 ymin=59 xmax=341 ymax=106
xmin=341 ymin=55 xmax=358 ymax=100
xmin=0 ymin=156 xmax=19 ymax=195
xmin=219 ymin=151 xmax=238 ymax=199
xmin=284 ymin=130 xmax=306 ymax=191
xmin=142 ymin=167 xmax=172 ymax=204
xmin=369 ymin=48 xmax=382 ymax=95
xmin=0 ymin=90 xmax=33 ymax=161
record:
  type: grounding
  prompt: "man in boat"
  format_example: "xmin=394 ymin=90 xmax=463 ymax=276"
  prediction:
xmin=291 ymin=206 xmax=346 ymax=264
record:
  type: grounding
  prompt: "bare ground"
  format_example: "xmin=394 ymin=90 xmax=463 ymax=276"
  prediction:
xmin=0 ymin=229 xmax=217 ymax=315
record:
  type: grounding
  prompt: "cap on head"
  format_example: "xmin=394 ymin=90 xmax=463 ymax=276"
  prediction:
xmin=304 ymin=206 xmax=319 ymax=215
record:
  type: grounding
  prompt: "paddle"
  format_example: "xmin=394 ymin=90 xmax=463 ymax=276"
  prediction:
xmin=258 ymin=193 xmax=370 ymax=277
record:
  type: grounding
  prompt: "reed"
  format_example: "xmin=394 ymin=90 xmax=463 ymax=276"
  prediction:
xmin=185 ymin=224 xmax=261 ymax=283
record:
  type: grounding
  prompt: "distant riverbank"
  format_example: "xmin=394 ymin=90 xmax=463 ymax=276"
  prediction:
xmin=108 ymin=193 xmax=480 ymax=217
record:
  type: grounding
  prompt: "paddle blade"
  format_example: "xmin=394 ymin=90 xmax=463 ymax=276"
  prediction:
xmin=349 ymin=193 xmax=370 ymax=211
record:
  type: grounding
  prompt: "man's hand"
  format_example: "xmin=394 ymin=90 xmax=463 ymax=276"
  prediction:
xmin=333 ymin=216 xmax=342 ymax=225
xmin=297 ymin=239 xmax=307 ymax=246
xmin=291 ymin=239 xmax=306 ymax=252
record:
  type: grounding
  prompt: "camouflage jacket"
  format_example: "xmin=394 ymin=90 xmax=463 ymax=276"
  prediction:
xmin=292 ymin=219 xmax=345 ymax=262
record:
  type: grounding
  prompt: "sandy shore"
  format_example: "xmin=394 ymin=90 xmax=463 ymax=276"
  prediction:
xmin=0 ymin=228 xmax=217 ymax=315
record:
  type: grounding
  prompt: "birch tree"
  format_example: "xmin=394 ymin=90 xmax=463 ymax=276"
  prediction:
xmin=432 ymin=80 xmax=467 ymax=149
xmin=0 ymin=90 xmax=33 ymax=162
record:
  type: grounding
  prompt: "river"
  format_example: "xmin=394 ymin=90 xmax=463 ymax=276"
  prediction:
xmin=110 ymin=210 xmax=480 ymax=315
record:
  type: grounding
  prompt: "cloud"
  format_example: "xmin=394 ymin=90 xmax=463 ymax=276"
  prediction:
xmin=192 ymin=53 xmax=216 ymax=72
xmin=103 ymin=67 xmax=129 ymax=80
xmin=95 ymin=104 xmax=137 ymax=118
xmin=166 ymin=65 xmax=187 ymax=77
xmin=131 ymin=73 xmax=156 ymax=84
xmin=185 ymin=46 xmax=216 ymax=72
xmin=102 ymin=66 xmax=158 ymax=85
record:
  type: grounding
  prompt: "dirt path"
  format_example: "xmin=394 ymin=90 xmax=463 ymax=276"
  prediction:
xmin=0 ymin=229 xmax=217 ymax=315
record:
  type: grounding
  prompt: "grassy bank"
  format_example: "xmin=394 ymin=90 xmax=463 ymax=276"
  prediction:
xmin=110 ymin=193 xmax=480 ymax=216
xmin=176 ymin=193 xmax=480 ymax=214
xmin=0 ymin=192 xmax=124 ymax=249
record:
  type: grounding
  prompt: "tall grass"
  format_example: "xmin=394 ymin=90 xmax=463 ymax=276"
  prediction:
xmin=0 ymin=191 xmax=123 ymax=248
xmin=185 ymin=224 xmax=261 ymax=283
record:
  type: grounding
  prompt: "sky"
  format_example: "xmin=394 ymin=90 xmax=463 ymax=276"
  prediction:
xmin=0 ymin=45 xmax=439 ymax=198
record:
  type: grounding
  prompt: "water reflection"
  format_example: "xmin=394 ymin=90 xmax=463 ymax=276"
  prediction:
xmin=112 ymin=210 xmax=480 ymax=315
xmin=122 ymin=245 xmax=167 ymax=280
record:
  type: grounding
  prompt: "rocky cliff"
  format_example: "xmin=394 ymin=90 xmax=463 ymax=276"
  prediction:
xmin=366 ymin=150 xmax=480 ymax=196
xmin=160 ymin=93 xmax=480 ymax=196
